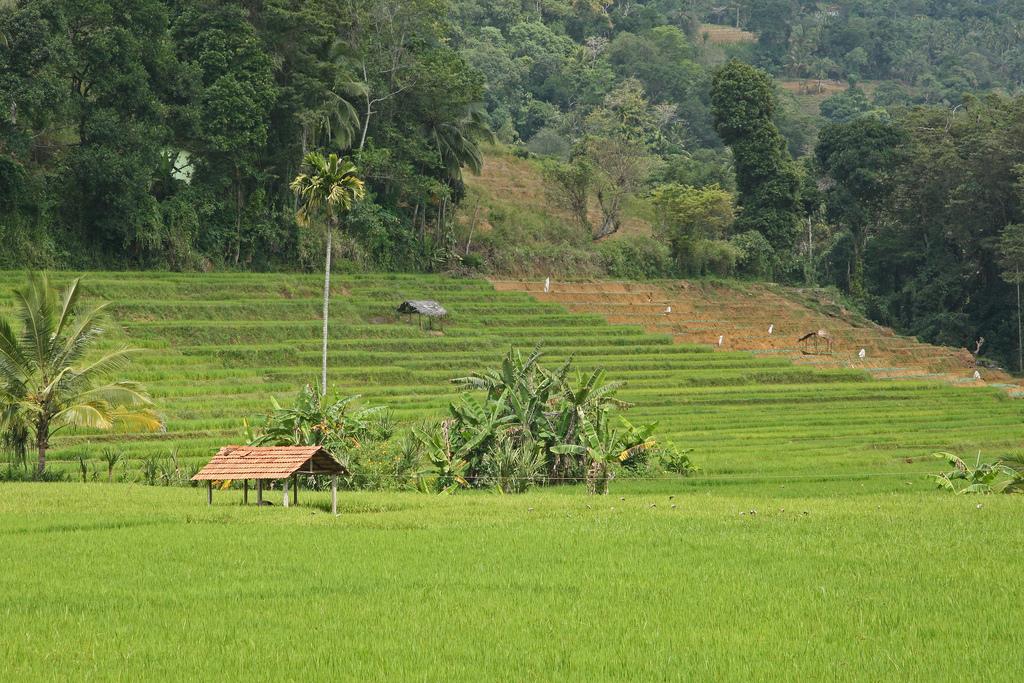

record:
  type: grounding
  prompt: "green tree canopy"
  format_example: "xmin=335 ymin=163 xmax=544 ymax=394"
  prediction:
xmin=711 ymin=60 xmax=802 ymax=261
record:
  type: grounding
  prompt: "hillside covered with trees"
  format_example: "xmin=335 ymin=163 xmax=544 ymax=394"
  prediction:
xmin=2 ymin=0 xmax=1024 ymax=368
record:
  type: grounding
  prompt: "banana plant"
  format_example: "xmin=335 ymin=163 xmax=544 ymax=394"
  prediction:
xmin=999 ymin=455 xmax=1024 ymax=493
xmin=930 ymin=452 xmax=1022 ymax=494
xmin=551 ymin=413 xmax=656 ymax=494
xmin=251 ymin=384 xmax=387 ymax=450
xmin=448 ymin=390 xmax=515 ymax=470
xmin=414 ymin=421 xmax=469 ymax=494
xmin=440 ymin=346 xmax=682 ymax=488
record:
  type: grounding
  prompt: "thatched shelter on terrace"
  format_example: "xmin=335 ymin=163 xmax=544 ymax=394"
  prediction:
xmin=798 ymin=329 xmax=833 ymax=355
xmin=191 ymin=445 xmax=347 ymax=514
xmin=397 ymin=300 xmax=447 ymax=329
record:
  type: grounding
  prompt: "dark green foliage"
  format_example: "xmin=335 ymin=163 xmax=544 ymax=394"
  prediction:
xmin=850 ymin=96 xmax=1024 ymax=369
xmin=815 ymin=115 xmax=905 ymax=298
xmin=0 ymin=0 xmax=490 ymax=270
xmin=248 ymin=384 xmax=418 ymax=490
xmin=422 ymin=346 xmax=678 ymax=493
xmin=250 ymin=385 xmax=391 ymax=454
xmin=820 ymin=87 xmax=873 ymax=123
xmin=658 ymin=444 xmax=697 ymax=477
xmin=711 ymin=61 xmax=802 ymax=258
xmin=741 ymin=0 xmax=1024 ymax=98
xmin=597 ymin=236 xmax=675 ymax=280
xmin=731 ymin=230 xmax=775 ymax=279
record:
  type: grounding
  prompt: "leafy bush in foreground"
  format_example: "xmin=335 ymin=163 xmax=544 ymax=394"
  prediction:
xmin=418 ymin=347 xmax=689 ymax=494
xmin=248 ymin=385 xmax=412 ymax=490
xmin=930 ymin=452 xmax=1024 ymax=495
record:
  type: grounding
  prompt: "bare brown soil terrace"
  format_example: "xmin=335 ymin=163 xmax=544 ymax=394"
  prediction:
xmin=491 ymin=278 xmax=1024 ymax=397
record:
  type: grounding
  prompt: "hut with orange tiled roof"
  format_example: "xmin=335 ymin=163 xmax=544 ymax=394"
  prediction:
xmin=192 ymin=445 xmax=347 ymax=513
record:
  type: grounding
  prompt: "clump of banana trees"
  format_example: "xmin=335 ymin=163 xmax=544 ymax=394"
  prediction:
xmin=930 ymin=452 xmax=1024 ymax=495
xmin=417 ymin=347 xmax=682 ymax=494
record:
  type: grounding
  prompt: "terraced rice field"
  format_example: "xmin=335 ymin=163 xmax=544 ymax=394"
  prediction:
xmin=493 ymin=279 xmax=1019 ymax=389
xmin=2 ymin=272 xmax=1022 ymax=487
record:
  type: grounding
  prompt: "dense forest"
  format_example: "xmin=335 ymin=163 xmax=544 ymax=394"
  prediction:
xmin=2 ymin=0 xmax=1024 ymax=368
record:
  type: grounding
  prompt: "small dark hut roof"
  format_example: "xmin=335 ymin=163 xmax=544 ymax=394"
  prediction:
xmin=191 ymin=445 xmax=347 ymax=481
xmin=397 ymin=300 xmax=447 ymax=317
xmin=798 ymin=329 xmax=830 ymax=342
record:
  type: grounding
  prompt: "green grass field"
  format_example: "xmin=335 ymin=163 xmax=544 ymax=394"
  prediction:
xmin=2 ymin=484 xmax=1023 ymax=680
xmin=2 ymin=271 xmax=1023 ymax=680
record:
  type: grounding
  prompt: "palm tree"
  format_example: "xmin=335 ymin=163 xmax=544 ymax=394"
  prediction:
xmin=423 ymin=104 xmax=494 ymax=181
xmin=290 ymin=152 xmax=366 ymax=393
xmin=0 ymin=274 xmax=163 ymax=474
xmin=297 ymin=39 xmax=366 ymax=156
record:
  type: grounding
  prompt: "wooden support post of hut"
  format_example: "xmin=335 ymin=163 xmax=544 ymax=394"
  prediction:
xmin=397 ymin=300 xmax=448 ymax=331
xmin=798 ymin=329 xmax=833 ymax=355
xmin=191 ymin=446 xmax=347 ymax=515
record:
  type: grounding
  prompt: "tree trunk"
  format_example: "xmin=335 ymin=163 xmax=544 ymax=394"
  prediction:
xmin=321 ymin=222 xmax=333 ymax=395
xmin=807 ymin=216 xmax=814 ymax=284
xmin=234 ymin=165 xmax=243 ymax=265
xmin=1017 ymin=277 xmax=1022 ymax=374
xmin=359 ymin=65 xmax=371 ymax=151
xmin=593 ymin=213 xmax=619 ymax=240
xmin=465 ymin=201 xmax=481 ymax=256
xmin=36 ymin=421 xmax=48 ymax=475
xmin=851 ymin=235 xmax=866 ymax=299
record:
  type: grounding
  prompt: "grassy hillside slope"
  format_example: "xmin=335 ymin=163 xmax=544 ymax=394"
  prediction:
xmin=494 ymin=279 xmax=1020 ymax=391
xmin=1 ymin=272 xmax=1021 ymax=488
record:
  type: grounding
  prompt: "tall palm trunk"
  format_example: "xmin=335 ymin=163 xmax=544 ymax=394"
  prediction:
xmin=321 ymin=221 xmax=334 ymax=394
xmin=36 ymin=420 xmax=48 ymax=474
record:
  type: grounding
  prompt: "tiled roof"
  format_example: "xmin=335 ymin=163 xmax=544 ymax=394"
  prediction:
xmin=191 ymin=445 xmax=347 ymax=481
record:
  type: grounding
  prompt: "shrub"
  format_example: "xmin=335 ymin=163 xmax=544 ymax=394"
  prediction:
xmin=0 ymin=465 xmax=68 ymax=482
xmin=693 ymin=239 xmax=742 ymax=276
xmin=930 ymin=452 xmax=1023 ymax=494
xmin=140 ymin=456 xmax=160 ymax=486
xmin=482 ymin=433 xmax=546 ymax=493
xmin=651 ymin=183 xmax=735 ymax=273
xmin=659 ymin=445 xmax=698 ymax=476
xmin=730 ymin=229 xmax=775 ymax=278
xmin=414 ymin=420 xmax=470 ymax=494
xmin=248 ymin=385 xmax=398 ymax=490
xmin=597 ymin=235 xmax=675 ymax=279
xmin=416 ymin=346 xmax=680 ymax=494
xmin=526 ymin=127 xmax=571 ymax=159
xmin=461 ymin=253 xmax=484 ymax=271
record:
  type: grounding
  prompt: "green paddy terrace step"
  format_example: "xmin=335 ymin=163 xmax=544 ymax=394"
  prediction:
xmin=0 ymin=272 xmax=1021 ymax=481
